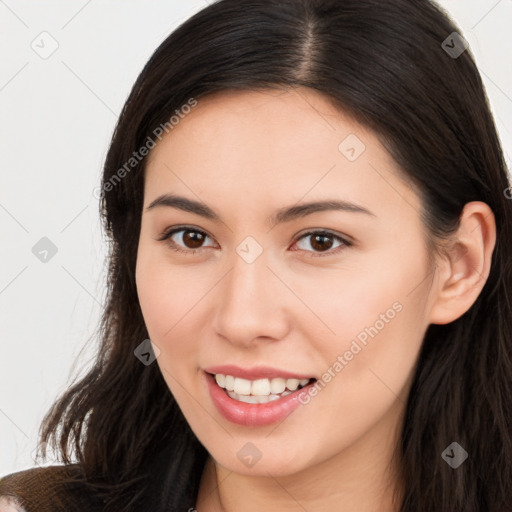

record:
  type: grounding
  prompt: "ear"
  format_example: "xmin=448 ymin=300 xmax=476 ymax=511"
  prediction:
xmin=427 ymin=201 xmax=497 ymax=325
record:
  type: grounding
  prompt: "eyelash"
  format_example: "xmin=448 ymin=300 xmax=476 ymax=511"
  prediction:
xmin=156 ymin=226 xmax=352 ymax=258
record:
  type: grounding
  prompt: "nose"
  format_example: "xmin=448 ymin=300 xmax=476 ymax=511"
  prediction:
xmin=212 ymin=249 xmax=291 ymax=348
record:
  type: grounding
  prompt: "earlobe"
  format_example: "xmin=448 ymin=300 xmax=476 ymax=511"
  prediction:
xmin=427 ymin=201 xmax=497 ymax=326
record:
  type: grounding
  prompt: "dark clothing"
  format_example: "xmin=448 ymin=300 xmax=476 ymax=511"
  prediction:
xmin=0 ymin=464 xmax=104 ymax=511
xmin=0 ymin=442 xmax=208 ymax=512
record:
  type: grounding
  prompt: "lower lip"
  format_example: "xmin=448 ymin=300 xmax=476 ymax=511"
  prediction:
xmin=204 ymin=371 xmax=315 ymax=427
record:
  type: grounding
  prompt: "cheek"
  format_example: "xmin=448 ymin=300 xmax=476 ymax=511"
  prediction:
xmin=300 ymin=299 xmax=424 ymax=462
xmin=312 ymin=251 xmax=428 ymax=396
xmin=136 ymin=245 xmax=201 ymax=339
xmin=135 ymin=256 xmax=171 ymax=339
xmin=302 ymin=266 xmax=406 ymax=355
xmin=135 ymin=255 xmax=198 ymax=403
xmin=135 ymin=246 xmax=213 ymax=382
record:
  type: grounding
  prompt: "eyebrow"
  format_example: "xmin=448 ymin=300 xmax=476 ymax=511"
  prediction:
xmin=145 ymin=193 xmax=375 ymax=225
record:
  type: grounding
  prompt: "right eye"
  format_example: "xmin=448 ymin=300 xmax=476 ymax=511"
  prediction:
xmin=157 ymin=226 xmax=217 ymax=254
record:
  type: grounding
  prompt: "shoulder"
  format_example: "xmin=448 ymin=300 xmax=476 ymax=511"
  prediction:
xmin=0 ymin=464 xmax=105 ymax=512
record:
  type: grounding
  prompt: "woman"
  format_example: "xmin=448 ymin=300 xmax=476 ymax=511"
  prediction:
xmin=1 ymin=0 xmax=511 ymax=511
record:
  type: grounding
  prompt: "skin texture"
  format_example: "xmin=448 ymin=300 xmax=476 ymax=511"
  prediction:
xmin=135 ymin=87 xmax=496 ymax=512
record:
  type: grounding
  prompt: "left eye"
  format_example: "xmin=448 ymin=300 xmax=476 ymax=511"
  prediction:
xmin=157 ymin=227 xmax=351 ymax=257
xmin=293 ymin=231 xmax=350 ymax=256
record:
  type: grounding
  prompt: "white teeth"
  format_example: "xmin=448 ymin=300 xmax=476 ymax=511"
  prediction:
xmin=286 ymin=379 xmax=300 ymax=391
xmin=214 ymin=374 xmax=313 ymax=401
xmin=227 ymin=390 xmax=288 ymax=403
xmin=251 ymin=378 xmax=270 ymax=396
xmin=270 ymin=378 xmax=286 ymax=394
xmin=237 ymin=394 xmax=260 ymax=404
xmin=225 ymin=375 xmax=235 ymax=391
xmin=234 ymin=377 xmax=251 ymax=395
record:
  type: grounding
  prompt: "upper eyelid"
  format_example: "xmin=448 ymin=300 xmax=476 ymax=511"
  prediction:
xmin=158 ymin=225 xmax=214 ymax=243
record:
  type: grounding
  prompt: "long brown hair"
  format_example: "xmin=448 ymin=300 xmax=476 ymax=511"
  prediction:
xmin=39 ymin=0 xmax=512 ymax=510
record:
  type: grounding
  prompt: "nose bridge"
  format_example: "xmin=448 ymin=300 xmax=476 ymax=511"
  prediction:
xmin=213 ymin=241 xmax=288 ymax=345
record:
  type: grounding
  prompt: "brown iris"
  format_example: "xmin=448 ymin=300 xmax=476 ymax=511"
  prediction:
xmin=182 ymin=230 xmax=206 ymax=249
xmin=309 ymin=234 xmax=334 ymax=252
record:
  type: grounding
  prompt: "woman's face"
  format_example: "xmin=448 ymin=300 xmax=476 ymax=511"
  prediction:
xmin=136 ymin=87 xmax=439 ymax=477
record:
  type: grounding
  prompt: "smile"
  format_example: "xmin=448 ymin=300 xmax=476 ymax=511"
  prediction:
xmin=203 ymin=370 xmax=317 ymax=426
xmin=214 ymin=374 xmax=313 ymax=403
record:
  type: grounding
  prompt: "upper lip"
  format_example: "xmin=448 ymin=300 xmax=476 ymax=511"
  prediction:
xmin=203 ymin=364 xmax=315 ymax=381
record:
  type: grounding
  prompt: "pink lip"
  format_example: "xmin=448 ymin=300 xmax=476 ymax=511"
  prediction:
xmin=203 ymin=364 xmax=315 ymax=380
xmin=203 ymin=371 xmax=316 ymax=427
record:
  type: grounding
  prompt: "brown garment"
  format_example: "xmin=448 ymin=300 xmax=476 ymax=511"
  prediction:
xmin=0 ymin=441 xmax=207 ymax=512
xmin=0 ymin=464 xmax=105 ymax=512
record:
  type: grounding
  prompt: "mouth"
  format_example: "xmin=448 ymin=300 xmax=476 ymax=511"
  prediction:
xmin=210 ymin=372 xmax=316 ymax=404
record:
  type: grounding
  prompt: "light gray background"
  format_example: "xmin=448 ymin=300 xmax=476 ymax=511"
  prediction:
xmin=1 ymin=0 xmax=511 ymax=475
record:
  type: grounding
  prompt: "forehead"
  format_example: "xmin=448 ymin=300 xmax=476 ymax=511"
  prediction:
xmin=147 ymin=87 xmax=368 ymax=172
xmin=143 ymin=87 xmax=422 ymax=225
